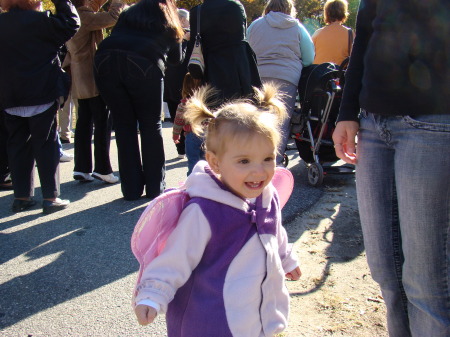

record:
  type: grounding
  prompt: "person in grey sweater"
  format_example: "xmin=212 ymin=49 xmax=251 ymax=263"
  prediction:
xmin=247 ymin=0 xmax=314 ymax=165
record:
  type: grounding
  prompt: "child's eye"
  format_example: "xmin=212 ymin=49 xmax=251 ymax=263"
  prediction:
xmin=264 ymin=157 xmax=275 ymax=162
xmin=238 ymin=159 xmax=249 ymax=164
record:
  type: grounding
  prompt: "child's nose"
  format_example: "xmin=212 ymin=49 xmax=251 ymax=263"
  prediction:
xmin=251 ymin=163 xmax=266 ymax=176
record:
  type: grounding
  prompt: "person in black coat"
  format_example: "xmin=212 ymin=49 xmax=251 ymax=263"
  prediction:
xmin=187 ymin=0 xmax=261 ymax=104
xmin=94 ymin=0 xmax=184 ymax=201
xmin=0 ymin=0 xmax=79 ymax=213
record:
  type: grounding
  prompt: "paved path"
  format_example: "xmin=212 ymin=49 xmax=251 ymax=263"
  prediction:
xmin=0 ymin=123 xmax=325 ymax=336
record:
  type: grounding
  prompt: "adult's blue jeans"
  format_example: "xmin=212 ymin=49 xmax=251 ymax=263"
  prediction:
xmin=185 ymin=132 xmax=204 ymax=176
xmin=356 ymin=111 xmax=450 ymax=337
xmin=94 ymin=50 xmax=165 ymax=200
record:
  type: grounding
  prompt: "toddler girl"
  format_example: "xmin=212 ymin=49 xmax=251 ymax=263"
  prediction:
xmin=134 ymin=83 xmax=301 ymax=336
xmin=172 ymin=73 xmax=204 ymax=175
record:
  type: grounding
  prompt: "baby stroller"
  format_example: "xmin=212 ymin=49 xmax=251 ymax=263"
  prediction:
xmin=290 ymin=59 xmax=355 ymax=186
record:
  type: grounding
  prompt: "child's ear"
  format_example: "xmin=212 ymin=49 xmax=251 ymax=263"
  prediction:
xmin=205 ymin=151 xmax=220 ymax=174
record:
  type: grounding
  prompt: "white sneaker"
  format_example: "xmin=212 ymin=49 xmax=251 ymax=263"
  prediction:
xmin=92 ymin=172 xmax=119 ymax=184
xmin=73 ymin=171 xmax=94 ymax=182
xmin=60 ymin=152 xmax=74 ymax=162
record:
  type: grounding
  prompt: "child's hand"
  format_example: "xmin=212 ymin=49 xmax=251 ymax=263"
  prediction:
xmin=285 ymin=266 xmax=302 ymax=281
xmin=173 ymin=134 xmax=180 ymax=144
xmin=134 ymin=304 xmax=157 ymax=325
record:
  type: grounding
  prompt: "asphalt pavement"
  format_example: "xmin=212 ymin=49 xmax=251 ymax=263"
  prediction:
xmin=0 ymin=123 xmax=324 ymax=336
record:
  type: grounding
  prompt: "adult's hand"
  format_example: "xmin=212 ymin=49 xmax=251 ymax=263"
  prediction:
xmin=332 ymin=121 xmax=359 ymax=164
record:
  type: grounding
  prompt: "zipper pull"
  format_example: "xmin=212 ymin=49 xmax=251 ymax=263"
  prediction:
xmin=251 ymin=210 xmax=257 ymax=224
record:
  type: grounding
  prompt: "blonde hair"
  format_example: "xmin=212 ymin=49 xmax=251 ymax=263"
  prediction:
xmin=264 ymin=0 xmax=297 ymax=18
xmin=184 ymin=83 xmax=287 ymax=156
xmin=324 ymin=0 xmax=349 ymax=24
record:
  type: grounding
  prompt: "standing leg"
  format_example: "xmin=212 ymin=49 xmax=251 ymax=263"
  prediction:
xmin=74 ymin=98 xmax=94 ymax=175
xmin=4 ymin=113 xmax=36 ymax=199
xmin=185 ymin=132 xmax=204 ymax=176
xmin=90 ymin=95 xmax=114 ymax=176
xmin=393 ymin=114 xmax=450 ymax=337
xmin=261 ymin=78 xmax=297 ymax=165
xmin=357 ymin=112 xmax=450 ymax=337
xmin=356 ymin=113 xmax=411 ymax=336
xmin=58 ymin=92 xmax=73 ymax=142
xmin=28 ymin=103 xmax=61 ymax=200
xmin=135 ymin=76 xmax=166 ymax=199
xmin=95 ymin=51 xmax=144 ymax=200
xmin=0 ymin=111 xmax=12 ymax=187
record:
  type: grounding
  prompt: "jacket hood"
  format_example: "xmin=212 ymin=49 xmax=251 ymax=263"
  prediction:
xmin=185 ymin=160 xmax=276 ymax=211
xmin=264 ymin=11 xmax=298 ymax=29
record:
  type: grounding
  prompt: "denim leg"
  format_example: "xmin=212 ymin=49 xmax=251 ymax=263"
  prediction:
xmin=357 ymin=112 xmax=450 ymax=337
xmin=185 ymin=132 xmax=204 ymax=176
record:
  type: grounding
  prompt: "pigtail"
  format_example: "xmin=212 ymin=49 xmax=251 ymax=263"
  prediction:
xmin=253 ymin=82 xmax=287 ymax=125
xmin=184 ymin=85 xmax=217 ymax=136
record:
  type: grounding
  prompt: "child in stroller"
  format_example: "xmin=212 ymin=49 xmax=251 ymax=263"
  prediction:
xmin=290 ymin=59 xmax=354 ymax=186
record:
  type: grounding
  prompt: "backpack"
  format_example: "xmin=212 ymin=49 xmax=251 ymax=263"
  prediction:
xmin=131 ymin=167 xmax=294 ymax=305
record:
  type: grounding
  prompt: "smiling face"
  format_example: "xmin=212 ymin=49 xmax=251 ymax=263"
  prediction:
xmin=206 ymin=133 xmax=276 ymax=199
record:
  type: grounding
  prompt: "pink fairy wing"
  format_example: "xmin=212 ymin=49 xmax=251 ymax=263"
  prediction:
xmin=272 ymin=167 xmax=294 ymax=209
xmin=131 ymin=189 xmax=190 ymax=288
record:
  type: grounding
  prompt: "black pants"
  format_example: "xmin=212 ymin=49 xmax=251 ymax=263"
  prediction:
xmin=0 ymin=111 xmax=10 ymax=183
xmin=74 ymin=95 xmax=113 ymax=175
xmin=94 ymin=50 xmax=165 ymax=200
xmin=4 ymin=103 xmax=60 ymax=199
xmin=166 ymin=99 xmax=185 ymax=156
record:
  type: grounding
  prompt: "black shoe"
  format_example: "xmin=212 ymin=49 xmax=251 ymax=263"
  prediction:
xmin=12 ymin=198 xmax=37 ymax=212
xmin=42 ymin=198 xmax=70 ymax=214
xmin=60 ymin=137 xmax=71 ymax=144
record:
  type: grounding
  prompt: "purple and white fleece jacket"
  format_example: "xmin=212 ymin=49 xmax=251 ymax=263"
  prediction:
xmin=135 ymin=160 xmax=299 ymax=336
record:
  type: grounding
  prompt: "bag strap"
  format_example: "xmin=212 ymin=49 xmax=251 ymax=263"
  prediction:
xmin=347 ymin=28 xmax=353 ymax=56
xmin=196 ymin=5 xmax=202 ymax=42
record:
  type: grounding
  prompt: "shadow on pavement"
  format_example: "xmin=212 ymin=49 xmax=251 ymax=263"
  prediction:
xmin=0 ymin=180 xmax=149 ymax=329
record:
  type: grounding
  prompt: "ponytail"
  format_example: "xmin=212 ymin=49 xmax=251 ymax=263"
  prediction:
xmin=184 ymin=85 xmax=218 ymax=136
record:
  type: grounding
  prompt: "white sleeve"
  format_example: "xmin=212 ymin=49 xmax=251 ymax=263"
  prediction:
xmin=136 ymin=299 xmax=160 ymax=312
xmin=134 ymin=203 xmax=211 ymax=313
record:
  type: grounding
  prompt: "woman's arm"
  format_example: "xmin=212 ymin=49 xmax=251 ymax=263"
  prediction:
xmin=298 ymin=23 xmax=315 ymax=67
xmin=48 ymin=0 xmax=80 ymax=45
xmin=333 ymin=0 xmax=377 ymax=164
xmin=337 ymin=0 xmax=377 ymax=122
xmin=79 ymin=0 xmax=125 ymax=31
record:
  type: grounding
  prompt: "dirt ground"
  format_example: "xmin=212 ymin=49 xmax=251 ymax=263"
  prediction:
xmin=283 ymin=174 xmax=388 ymax=337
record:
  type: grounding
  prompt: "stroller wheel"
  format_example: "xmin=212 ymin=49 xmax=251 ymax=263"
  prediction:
xmin=281 ymin=153 xmax=289 ymax=167
xmin=307 ymin=163 xmax=324 ymax=186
